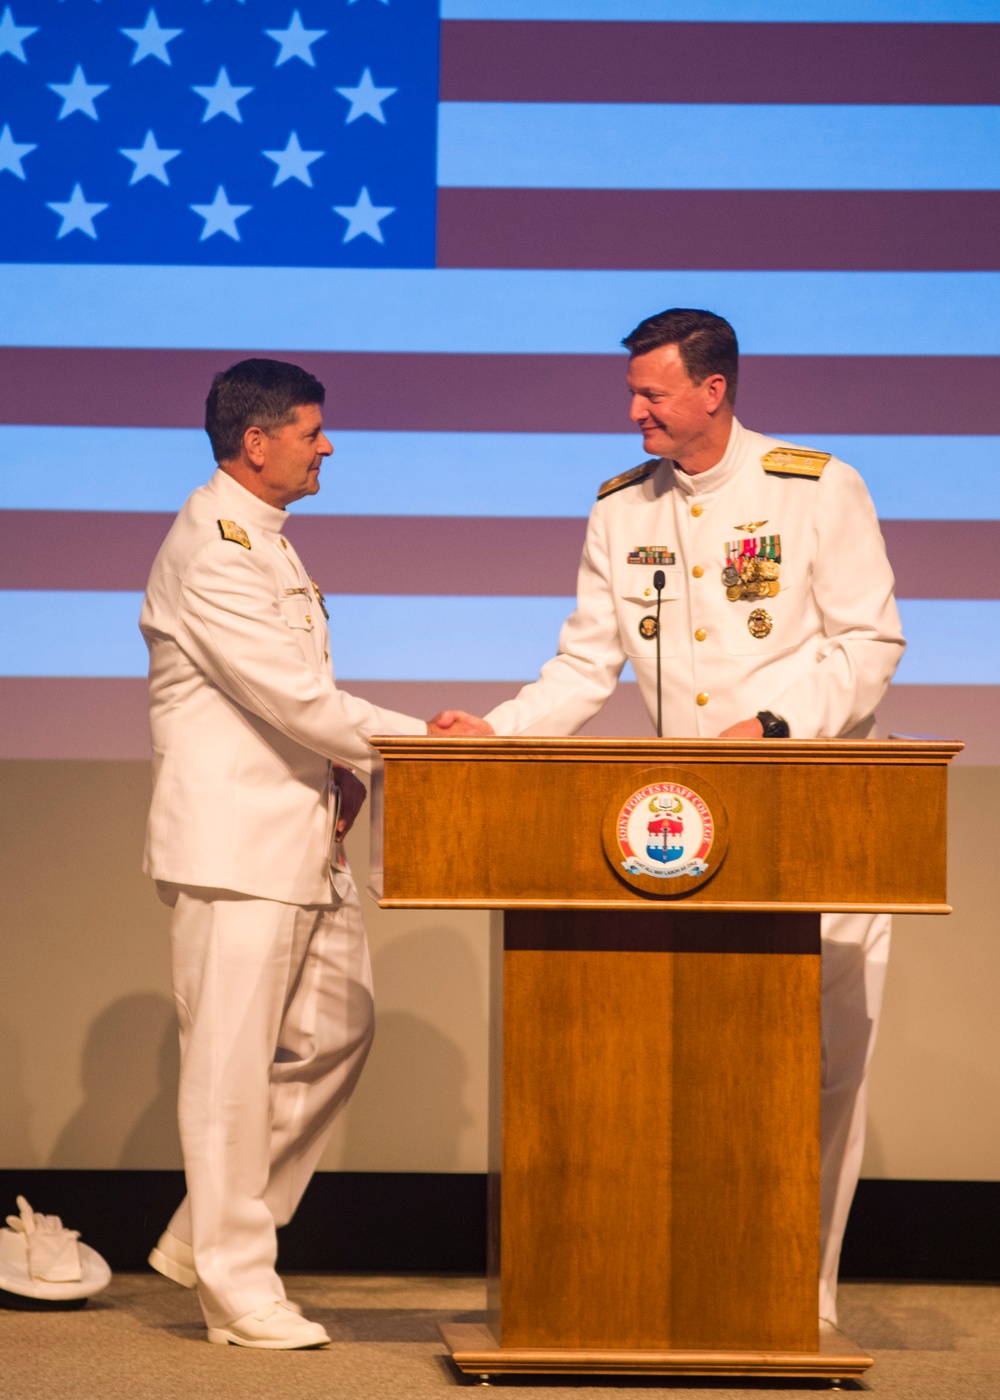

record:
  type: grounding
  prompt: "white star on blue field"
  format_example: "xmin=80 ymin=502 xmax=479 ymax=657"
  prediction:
xmin=46 ymin=180 xmax=106 ymax=238
xmin=120 ymin=11 xmax=182 ymax=68
xmin=0 ymin=6 xmax=38 ymax=63
xmin=0 ymin=0 xmax=438 ymax=266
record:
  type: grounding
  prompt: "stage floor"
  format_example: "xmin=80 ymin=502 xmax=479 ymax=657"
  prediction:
xmin=0 ymin=1275 xmax=996 ymax=1397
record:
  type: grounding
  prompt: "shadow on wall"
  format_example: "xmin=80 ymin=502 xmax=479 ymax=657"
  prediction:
xmin=861 ymin=1117 xmax=887 ymax=1179
xmin=44 ymin=926 xmax=486 ymax=1173
xmin=0 ymin=1017 xmax=39 ymax=1168
xmin=47 ymin=993 xmax=182 ymax=1170
xmin=339 ymin=926 xmax=482 ymax=1171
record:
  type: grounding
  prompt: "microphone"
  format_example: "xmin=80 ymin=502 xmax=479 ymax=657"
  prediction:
xmin=653 ymin=569 xmax=665 ymax=738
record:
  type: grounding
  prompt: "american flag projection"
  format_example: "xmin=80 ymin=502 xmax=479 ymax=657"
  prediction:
xmin=1 ymin=0 xmax=1000 ymax=761
xmin=0 ymin=0 xmax=438 ymax=265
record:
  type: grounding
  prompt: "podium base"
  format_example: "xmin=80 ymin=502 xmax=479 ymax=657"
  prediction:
xmin=439 ymin=1321 xmax=874 ymax=1380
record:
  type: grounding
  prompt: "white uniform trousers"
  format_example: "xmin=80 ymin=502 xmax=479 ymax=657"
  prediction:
xmin=819 ymin=910 xmax=891 ymax=1324
xmin=163 ymin=881 xmax=375 ymax=1328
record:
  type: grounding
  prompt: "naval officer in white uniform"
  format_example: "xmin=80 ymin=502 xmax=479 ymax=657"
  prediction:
xmin=441 ymin=309 xmax=906 ymax=1324
xmin=140 ymin=358 xmax=478 ymax=1348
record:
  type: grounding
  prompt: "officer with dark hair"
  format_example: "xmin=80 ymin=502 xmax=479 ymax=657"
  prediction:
xmin=140 ymin=358 xmax=482 ymax=1348
xmin=447 ymin=309 xmax=905 ymax=1327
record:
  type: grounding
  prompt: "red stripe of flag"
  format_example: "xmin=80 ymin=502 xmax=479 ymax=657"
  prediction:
xmin=2 ymin=349 xmax=998 ymax=434
xmin=437 ymin=190 xmax=1000 ymax=273
xmin=0 ymin=679 xmax=992 ymax=763
xmin=2 ymin=512 xmax=997 ymax=601
xmin=439 ymin=21 xmax=1000 ymax=105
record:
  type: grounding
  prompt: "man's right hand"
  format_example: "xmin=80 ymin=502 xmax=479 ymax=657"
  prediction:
xmin=427 ymin=711 xmax=495 ymax=737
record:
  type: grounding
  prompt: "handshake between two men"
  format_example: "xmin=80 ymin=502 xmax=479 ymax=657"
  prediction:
xmin=140 ymin=307 xmax=907 ymax=1347
xmin=427 ymin=709 xmax=496 ymax=738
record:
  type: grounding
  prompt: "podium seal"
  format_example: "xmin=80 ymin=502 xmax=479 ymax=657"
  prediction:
xmin=602 ymin=769 xmax=728 ymax=897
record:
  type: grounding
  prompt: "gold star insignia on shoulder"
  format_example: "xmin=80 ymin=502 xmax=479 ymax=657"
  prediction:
xmin=733 ymin=520 xmax=768 ymax=533
xmin=761 ymin=448 xmax=830 ymax=478
xmin=597 ymin=460 xmax=658 ymax=501
xmin=218 ymin=519 xmax=251 ymax=549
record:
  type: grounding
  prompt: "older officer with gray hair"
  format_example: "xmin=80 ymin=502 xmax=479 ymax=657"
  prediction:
xmin=140 ymin=358 xmax=479 ymax=1348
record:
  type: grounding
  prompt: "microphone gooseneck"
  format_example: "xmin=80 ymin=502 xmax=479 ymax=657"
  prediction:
xmin=653 ymin=570 xmax=665 ymax=738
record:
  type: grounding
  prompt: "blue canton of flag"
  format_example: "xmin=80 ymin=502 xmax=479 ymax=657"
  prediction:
xmin=0 ymin=0 xmax=439 ymax=266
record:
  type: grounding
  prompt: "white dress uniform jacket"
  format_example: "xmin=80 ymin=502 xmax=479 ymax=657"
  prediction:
xmin=140 ymin=469 xmax=424 ymax=904
xmin=485 ymin=417 xmax=904 ymax=741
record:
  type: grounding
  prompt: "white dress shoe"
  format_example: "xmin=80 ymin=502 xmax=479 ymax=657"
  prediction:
xmin=208 ymin=1300 xmax=330 ymax=1349
xmin=148 ymin=1230 xmax=196 ymax=1289
xmin=148 ymin=1231 xmax=309 ymax=1326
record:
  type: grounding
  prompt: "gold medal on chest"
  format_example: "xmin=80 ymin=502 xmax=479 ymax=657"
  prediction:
xmin=723 ymin=535 xmax=781 ymax=601
xmin=747 ymin=608 xmax=773 ymax=639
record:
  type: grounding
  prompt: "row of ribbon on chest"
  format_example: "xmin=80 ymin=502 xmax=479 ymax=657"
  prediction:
xmin=631 ymin=535 xmax=782 ymax=643
xmin=284 ymin=583 xmax=329 ymax=619
xmin=627 ymin=535 xmax=782 ymax=603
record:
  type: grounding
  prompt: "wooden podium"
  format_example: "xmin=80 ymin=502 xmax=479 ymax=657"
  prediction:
xmin=368 ymin=737 xmax=959 ymax=1381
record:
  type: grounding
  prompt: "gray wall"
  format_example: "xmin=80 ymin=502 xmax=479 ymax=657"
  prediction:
xmin=1 ymin=759 xmax=996 ymax=1179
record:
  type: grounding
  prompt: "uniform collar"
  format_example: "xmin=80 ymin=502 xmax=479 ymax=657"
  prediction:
xmin=665 ymin=417 xmax=747 ymax=498
xmin=208 ymin=468 xmax=289 ymax=535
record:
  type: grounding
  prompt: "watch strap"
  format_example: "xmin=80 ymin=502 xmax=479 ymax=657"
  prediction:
xmin=756 ymin=710 xmax=790 ymax=739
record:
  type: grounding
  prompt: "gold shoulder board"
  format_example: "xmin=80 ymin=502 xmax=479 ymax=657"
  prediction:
xmin=218 ymin=518 xmax=251 ymax=549
xmin=761 ymin=448 xmax=831 ymax=479
xmin=597 ymin=460 xmax=657 ymax=501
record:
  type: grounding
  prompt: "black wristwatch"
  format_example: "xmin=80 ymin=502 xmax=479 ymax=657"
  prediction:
xmin=756 ymin=710 xmax=790 ymax=739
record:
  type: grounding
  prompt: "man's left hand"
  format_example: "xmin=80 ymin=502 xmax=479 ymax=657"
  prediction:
xmin=333 ymin=766 xmax=367 ymax=839
xmin=718 ymin=717 xmax=764 ymax=739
